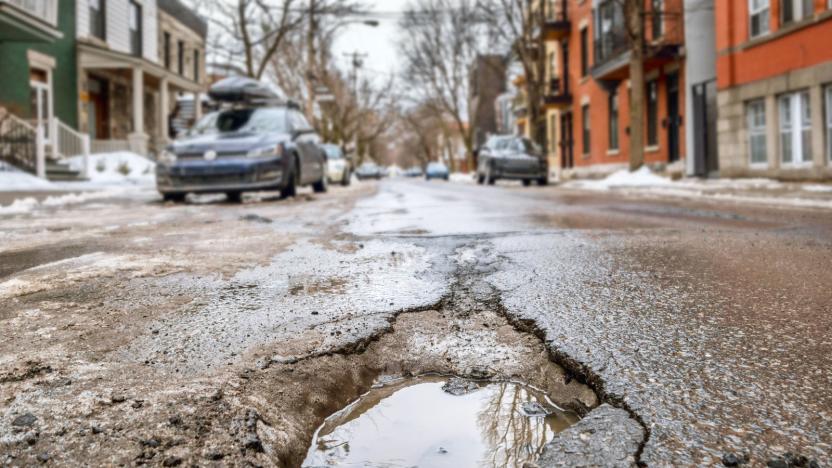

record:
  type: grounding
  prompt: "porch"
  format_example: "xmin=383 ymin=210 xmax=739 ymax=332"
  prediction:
xmin=78 ymin=42 xmax=204 ymax=158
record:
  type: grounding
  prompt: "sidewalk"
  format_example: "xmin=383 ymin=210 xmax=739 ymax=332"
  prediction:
xmin=560 ymin=167 xmax=832 ymax=210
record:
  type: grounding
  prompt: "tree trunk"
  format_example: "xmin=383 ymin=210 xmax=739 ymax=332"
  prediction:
xmin=627 ymin=0 xmax=645 ymax=172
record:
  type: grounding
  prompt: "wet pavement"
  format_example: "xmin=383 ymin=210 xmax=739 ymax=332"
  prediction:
xmin=1 ymin=180 xmax=830 ymax=466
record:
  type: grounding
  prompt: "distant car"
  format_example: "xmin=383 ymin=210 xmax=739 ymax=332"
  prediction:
xmin=476 ymin=135 xmax=548 ymax=186
xmin=322 ymin=144 xmax=351 ymax=186
xmin=355 ymin=162 xmax=382 ymax=180
xmin=403 ymin=166 xmax=423 ymax=177
xmin=425 ymin=162 xmax=449 ymax=181
xmin=156 ymin=77 xmax=327 ymax=202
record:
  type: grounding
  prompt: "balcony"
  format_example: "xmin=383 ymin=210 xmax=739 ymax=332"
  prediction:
xmin=543 ymin=77 xmax=571 ymax=108
xmin=0 ymin=0 xmax=60 ymax=42
xmin=542 ymin=0 xmax=570 ymax=40
xmin=590 ymin=1 xmax=683 ymax=84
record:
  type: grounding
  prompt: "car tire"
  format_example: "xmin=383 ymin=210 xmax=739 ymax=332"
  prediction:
xmin=523 ymin=179 xmax=531 ymax=187
xmin=477 ymin=174 xmax=485 ymax=185
xmin=313 ymin=173 xmax=328 ymax=193
xmin=162 ymin=193 xmax=186 ymax=203
xmin=486 ymin=166 xmax=496 ymax=185
xmin=281 ymin=163 xmax=298 ymax=199
xmin=342 ymin=169 xmax=351 ymax=186
xmin=537 ymin=177 xmax=549 ymax=186
xmin=226 ymin=191 xmax=243 ymax=203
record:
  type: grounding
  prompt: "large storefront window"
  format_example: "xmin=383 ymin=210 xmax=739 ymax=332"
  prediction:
xmin=779 ymin=91 xmax=812 ymax=165
xmin=746 ymin=100 xmax=767 ymax=165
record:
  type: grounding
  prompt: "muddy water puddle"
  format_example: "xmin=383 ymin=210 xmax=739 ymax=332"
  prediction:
xmin=303 ymin=375 xmax=579 ymax=467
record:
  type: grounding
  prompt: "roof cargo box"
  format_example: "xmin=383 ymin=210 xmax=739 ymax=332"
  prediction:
xmin=208 ymin=77 xmax=279 ymax=103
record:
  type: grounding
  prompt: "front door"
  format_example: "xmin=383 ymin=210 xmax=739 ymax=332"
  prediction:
xmin=29 ymin=69 xmax=51 ymax=141
xmin=560 ymin=112 xmax=574 ymax=169
xmin=692 ymin=80 xmax=718 ymax=176
xmin=666 ymin=73 xmax=680 ymax=163
xmin=87 ymin=77 xmax=110 ymax=140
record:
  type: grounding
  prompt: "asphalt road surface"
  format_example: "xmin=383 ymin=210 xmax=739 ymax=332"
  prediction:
xmin=1 ymin=180 xmax=830 ymax=467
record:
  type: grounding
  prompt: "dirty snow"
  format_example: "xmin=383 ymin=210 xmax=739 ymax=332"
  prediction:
xmin=0 ymin=166 xmax=54 ymax=191
xmin=566 ymin=166 xmax=676 ymax=190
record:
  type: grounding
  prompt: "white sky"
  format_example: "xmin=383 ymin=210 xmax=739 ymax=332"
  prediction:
xmin=332 ymin=0 xmax=412 ymax=81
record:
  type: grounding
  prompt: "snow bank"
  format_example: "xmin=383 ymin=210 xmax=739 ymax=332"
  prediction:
xmin=67 ymin=151 xmax=155 ymax=186
xmin=0 ymin=165 xmax=54 ymax=191
xmin=566 ymin=166 xmax=675 ymax=191
xmin=0 ymin=189 xmax=130 ymax=216
xmin=449 ymin=172 xmax=475 ymax=184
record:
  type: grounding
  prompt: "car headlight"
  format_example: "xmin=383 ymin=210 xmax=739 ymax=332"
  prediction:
xmin=159 ymin=150 xmax=177 ymax=164
xmin=247 ymin=144 xmax=284 ymax=159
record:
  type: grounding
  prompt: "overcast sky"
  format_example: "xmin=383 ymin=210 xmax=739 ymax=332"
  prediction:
xmin=332 ymin=0 xmax=411 ymax=82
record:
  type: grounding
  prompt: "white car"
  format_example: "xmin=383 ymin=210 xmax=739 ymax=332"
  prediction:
xmin=322 ymin=144 xmax=351 ymax=186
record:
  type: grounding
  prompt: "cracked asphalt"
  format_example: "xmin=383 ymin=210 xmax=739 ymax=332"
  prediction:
xmin=1 ymin=180 xmax=830 ymax=466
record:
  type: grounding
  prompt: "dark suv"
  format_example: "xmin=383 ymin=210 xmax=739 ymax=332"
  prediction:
xmin=476 ymin=135 xmax=548 ymax=186
xmin=156 ymin=77 xmax=327 ymax=202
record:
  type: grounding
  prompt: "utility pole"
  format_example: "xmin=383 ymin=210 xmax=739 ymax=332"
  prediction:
xmin=305 ymin=0 xmax=318 ymax=120
xmin=343 ymin=51 xmax=367 ymax=162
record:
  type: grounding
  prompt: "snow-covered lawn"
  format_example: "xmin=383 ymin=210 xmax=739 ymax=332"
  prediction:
xmin=0 ymin=152 xmax=157 ymax=215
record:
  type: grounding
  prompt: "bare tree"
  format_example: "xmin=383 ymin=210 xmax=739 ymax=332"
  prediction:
xmin=477 ymin=0 xmax=547 ymax=149
xmin=399 ymin=0 xmax=484 ymax=172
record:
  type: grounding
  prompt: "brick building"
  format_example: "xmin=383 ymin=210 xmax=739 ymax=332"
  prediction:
xmin=715 ymin=0 xmax=832 ymax=180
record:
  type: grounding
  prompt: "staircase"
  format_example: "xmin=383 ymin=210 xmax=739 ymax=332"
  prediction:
xmin=0 ymin=108 xmax=89 ymax=181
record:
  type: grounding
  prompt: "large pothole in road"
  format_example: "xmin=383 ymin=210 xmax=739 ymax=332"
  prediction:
xmin=302 ymin=375 xmax=579 ymax=467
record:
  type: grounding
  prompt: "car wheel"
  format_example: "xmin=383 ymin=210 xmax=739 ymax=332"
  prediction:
xmin=522 ymin=179 xmax=531 ymax=187
xmin=226 ymin=191 xmax=243 ymax=203
xmin=162 ymin=193 xmax=186 ymax=203
xmin=281 ymin=163 xmax=298 ymax=199
xmin=477 ymin=173 xmax=485 ymax=185
xmin=537 ymin=176 xmax=549 ymax=186
xmin=342 ymin=169 xmax=351 ymax=186
xmin=486 ymin=166 xmax=496 ymax=185
xmin=313 ymin=172 xmax=328 ymax=193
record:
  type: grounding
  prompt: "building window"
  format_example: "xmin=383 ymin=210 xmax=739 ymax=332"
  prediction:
xmin=826 ymin=86 xmax=832 ymax=161
xmin=749 ymin=0 xmax=770 ymax=38
xmin=781 ymin=0 xmax=813 ymax=25
xmin=580 ymin=28 xmax=589 ymax=77
xmin=647 ymin=80 xmax=658 ymax=147
xmin=582 ymin=103 xmax=591 ymax=155
xmin=746 ymin=100 xmax=767 ymax=165
xmin=651 ymin=0 xmax=664 ymax=40
xmin=779 ymin=91 xmax=812 ymax=164
xmin=608 ymin=90 xmax=619 ymax=151
xmin=177 ymin=40 xmax=185 ymax=75
xmin=193 ymin=50 xmax=200 ymax=82
xmin=164 ymin=32 xmax=171 ymax=69
xmin=89 ymin=0 xmax=106 ymax=40
xmin=128 ymin=1 xmax=142 ymax=57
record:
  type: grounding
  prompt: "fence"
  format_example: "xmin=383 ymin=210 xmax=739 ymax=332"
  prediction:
xmin=0 ymin=112 xmax=38 ymax=175
xmin=52 ymin=118 xmax=90 ymax=177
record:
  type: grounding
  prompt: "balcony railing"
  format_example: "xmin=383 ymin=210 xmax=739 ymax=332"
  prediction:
xmin=544 ymin=77 xmax=572 ymax=106
xmin=1 ymin=0 xmax=58 ymax=27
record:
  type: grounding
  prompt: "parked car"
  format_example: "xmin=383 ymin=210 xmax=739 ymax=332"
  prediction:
xmin=355 ymin=162 xmax=382 ymax=180
xmin=322 ymin=143 xmax=351 ymax=186
xmin=425 ymin=162 xmax=450 ymax=181
xmin=476 ymin=135 xmax=548 ymax=186
xmin=156 ymin=77 xmax=328 ymax=202
xmin=403 ymin=166 xmax=424 ymax=178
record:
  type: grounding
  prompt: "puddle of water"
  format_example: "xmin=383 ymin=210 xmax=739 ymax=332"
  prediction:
xmin=302 ymin=376 xmax=579 ymax=468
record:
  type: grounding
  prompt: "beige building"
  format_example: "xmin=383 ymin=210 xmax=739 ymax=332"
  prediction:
xmin=76 ymin=0 xmax=206 ymax=156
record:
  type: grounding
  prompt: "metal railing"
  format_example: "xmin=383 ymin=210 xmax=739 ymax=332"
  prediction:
xmin=1 ymin=0 xmax=59 ymax=27
xmin=544 ymin=0 xmax=567 ymax=23
xmin=0 ymin=112 xmax=39 ymax=175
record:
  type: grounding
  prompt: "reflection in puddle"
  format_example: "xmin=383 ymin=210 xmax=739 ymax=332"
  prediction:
xmin=303 ymin=376 xmax=579 ymax=467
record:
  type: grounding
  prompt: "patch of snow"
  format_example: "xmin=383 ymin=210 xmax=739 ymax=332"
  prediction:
xmin=0 ymin=189 xmax=135 ymax=217
xmin=0 ymin=197 xmax=39 ymax=215
xmin=0 ymin=169 xmax=54 ymax=191
xmin=803 ymin=184 xmax=832 ymax=193
xmin=566 ymin=166 xmax=675 ymax=191
xmin=449 ymin=172 xmax=475 ymax=184
xmin=66 ymin=151 xmax=155 ymax=186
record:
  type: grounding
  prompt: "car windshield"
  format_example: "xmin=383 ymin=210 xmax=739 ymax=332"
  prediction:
xmin=360 ymin=163 xmax=378 ymax=169
xmin=323 ymin=145 xmax=342 ymax=160
xmin=190 ymin=108 xmax=289 ymax=135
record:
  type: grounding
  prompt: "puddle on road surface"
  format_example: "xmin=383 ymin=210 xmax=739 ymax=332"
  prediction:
xmin=302 ymin=376 xmax=579 ymax=467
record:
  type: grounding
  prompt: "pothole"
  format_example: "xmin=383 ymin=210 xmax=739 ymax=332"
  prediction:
xmin=302 ymin=375 xmax=579 ymax=467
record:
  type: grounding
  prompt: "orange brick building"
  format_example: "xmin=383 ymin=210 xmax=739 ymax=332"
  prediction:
xmin=715 ymin=0 xmax=832 ymax=180
xmin=531 ymin=0 xmax=687 ymax=179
